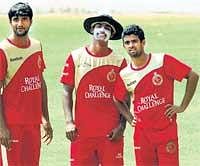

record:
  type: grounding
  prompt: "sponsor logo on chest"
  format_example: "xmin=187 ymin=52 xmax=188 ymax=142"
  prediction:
xmin=10 ymin=56 xmax=23 ymax=62
xmin=21 ymin=75 xmax=41 ymax=93
xmin=136 ymin=93 xmax=166 ymax=113
xmin=85 ymin=84 xmax=111 ymax=99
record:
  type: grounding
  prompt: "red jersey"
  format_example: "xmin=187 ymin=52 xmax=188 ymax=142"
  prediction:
xmin=60 ymin=47 xmax=126 ymax=137
xmin=0 ymin=38 xmax=45 ymax=125
xmin=114 ymin=53 xmax=191 ymax=130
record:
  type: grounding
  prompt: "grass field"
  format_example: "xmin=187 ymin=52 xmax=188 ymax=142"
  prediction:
xmin=0 ymin=14 xmax=200 ymax=166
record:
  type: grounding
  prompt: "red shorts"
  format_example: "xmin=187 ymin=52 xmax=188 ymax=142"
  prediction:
xmin=134 ymin=123 xmax=179 ymax=166
xmin=0 ymin=125 xmax=41 ymax=166
xmin=71 ymin=136 xmax=124 ymax=166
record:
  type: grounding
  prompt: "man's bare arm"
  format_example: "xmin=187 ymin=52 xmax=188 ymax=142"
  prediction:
xmin=0 ymin=80 xmax=11 ymax=149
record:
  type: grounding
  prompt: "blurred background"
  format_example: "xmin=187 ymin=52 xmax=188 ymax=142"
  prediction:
xmin=1 ymin=0 xmax=200 ymax=14
xmin=0 ymin=0 xmax=200 ymax=165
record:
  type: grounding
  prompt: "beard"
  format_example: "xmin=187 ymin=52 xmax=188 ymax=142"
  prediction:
xmin=129 ymin=49 xmax=142 ymax=58
xmin=14 ymin=28 xmax=29 ymax=37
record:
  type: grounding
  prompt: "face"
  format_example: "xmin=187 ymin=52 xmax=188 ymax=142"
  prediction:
xmin=10 ymin=16 xmax=32 ymax=37
xmin=92 ymin=23 xmax=112 ymax=42
xmin=123 ymin=34 xmax=145 ymax=58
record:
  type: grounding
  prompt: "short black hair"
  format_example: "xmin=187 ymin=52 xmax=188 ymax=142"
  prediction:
xmin=8 ymin=2 xmax=33 ymax=21
xmin=122 ymin=24 xmax=145 ymax=41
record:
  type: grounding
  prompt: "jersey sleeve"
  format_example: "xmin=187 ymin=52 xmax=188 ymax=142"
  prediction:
xmin=60 ymin=54 xmax=75 ymax=87
xmin=164 ymin=54 xmax=191 ymax=81
xmin=0 ymin=49 xmax=7 ymax=81
xmin=113 ymin=74 xmax=128 ymax=102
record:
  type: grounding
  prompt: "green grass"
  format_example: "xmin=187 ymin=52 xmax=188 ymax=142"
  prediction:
xmin=0 ymin=14 xmax=200 ymax=166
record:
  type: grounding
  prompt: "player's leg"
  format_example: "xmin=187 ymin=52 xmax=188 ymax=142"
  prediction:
xmin=157 ymin=139 xmax=179 ymax=166
xmin=1 ymin=125 xmax=22 ymax=166
xmin=0 ymin=146 xmax=3 ymax=166
xmin=98 ymin=137 xmax=124 ymax=166
xmin=134 ymin=128 xmax=158 ymax=166
xmin=0 ymin=148 xmax=2 ymax=166
xmin=70 ymin=136 xmax=98 ymax=166
xmin=21 ymin=125 xmax=41 ymax=166
xmin=0 ymin=145 xmax=8 ymax=166
xmin=156 ymin=121 xmax=179 ymax=166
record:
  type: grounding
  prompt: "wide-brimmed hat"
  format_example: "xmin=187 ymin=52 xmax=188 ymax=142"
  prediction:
xmin=83 ymin=15 xmax=123 ymax=40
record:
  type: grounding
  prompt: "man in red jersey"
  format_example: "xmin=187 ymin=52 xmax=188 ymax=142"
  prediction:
xmin=113 ymin=24 xmax=199 ymax=166
xmin=60 ymin=15 xmax=127 ymax=166
xmin=0 ymin=2 xmax=53 ymax=166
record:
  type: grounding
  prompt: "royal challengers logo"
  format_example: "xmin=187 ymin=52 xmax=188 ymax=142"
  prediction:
xmin=107 ymin=69 xmax=116 ymax=82
xmin=152 ymin=72 xmax=163 ymax=86
xmin=37 ymin=55 xmax=42 ymax=69
xmin=166 ymin=141 xmax=176 ymax=154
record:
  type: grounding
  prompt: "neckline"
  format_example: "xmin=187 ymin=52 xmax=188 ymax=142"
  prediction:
xmin=131 ymin=54 xmax=151 ymax=71
xmin=7 ymin=38 xmax=31 ymax=49
xmin=85 ymin=46 xmax=112 ymax=57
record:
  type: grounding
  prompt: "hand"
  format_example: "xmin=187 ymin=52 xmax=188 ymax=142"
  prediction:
xmin=107 ymin=124 xmax=125 ymax=141
xmin=42 ymin=122 xmax=53 ymax=145
xmin=130 ymin=116 xmax=137 ymax=127
xmin=165 ymin=104 xmax=185 ymax=119
xmin=66 ymin=122 xmax=77 ymax=142
xmin=0 ymin=126 xmax=11 ymax=150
